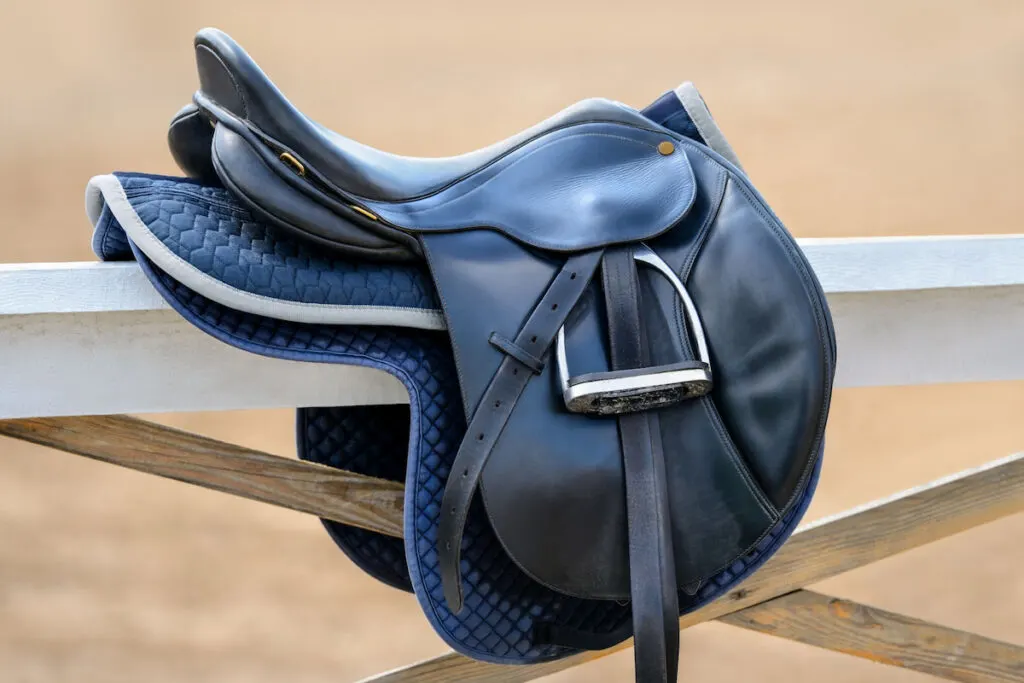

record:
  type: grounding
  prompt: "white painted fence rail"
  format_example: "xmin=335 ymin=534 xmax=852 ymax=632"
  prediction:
xmin=2 ymin=233 xmax=1023 ymax=683
xmin=1 ymin=234 xmax=1022 ymax=419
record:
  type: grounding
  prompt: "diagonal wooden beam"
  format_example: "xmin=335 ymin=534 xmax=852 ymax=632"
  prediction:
xmin=2 ymin=416 xmax=1022 ymax=682
xmin=0 ymin=415 xmax=403 ymax=537
xmin=358 ymin=452 xmax=1024 ymax=682
xmin=721 ymin=589 xmax=1024 ymax=683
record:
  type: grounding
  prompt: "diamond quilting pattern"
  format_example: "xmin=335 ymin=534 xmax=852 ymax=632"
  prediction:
xmin=114 ymin=172 xmax=439 ymax=311
xmin=298 ymin=406 xmax=414 ymax=592
xmin=134 ymin=246 xmax=611 ymax=662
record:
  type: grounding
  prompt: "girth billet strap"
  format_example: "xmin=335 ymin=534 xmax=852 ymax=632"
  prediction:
xmin=602 ymin=248 xmax=680 ymax=683
xmin=437 ymin=249 xmax=605 ymax=612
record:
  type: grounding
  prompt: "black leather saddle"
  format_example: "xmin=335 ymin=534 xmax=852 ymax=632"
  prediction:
xmin=165 ymin=28 xmax=836 ymax=683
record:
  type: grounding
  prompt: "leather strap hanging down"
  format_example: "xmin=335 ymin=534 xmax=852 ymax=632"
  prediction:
xmin=602 ymin=247 xmax=680 ymax=683
xmin=437 ymin=249 xmax=605 ymax=613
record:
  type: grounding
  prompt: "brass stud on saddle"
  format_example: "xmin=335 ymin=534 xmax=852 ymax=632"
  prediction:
xmin=278 ymin=152 xmax=306 ymax=177
xmin=657 ymin=141 xmax=675 ymax=156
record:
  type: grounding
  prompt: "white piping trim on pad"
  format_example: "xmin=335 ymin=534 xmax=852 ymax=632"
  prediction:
xmin=673 ymin=82 xmax=744 ymax=172
xmin=85 ymin=174 xmax=447 ymax=330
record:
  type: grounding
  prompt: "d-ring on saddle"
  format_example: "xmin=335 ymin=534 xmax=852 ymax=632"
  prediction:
xmin=89 ymin=27 xmax=837 ymax=683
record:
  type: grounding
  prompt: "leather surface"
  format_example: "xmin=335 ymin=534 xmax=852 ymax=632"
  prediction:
xmin=210 ymin=125 xmax=421 ymax=260
xmin=190 ymin=27 xmax=672 ymax=203
xmin=88 ymin=175 xmax=827 ymax=666
xmin=429 ymin=243 xmax=605 ymax=611
xmin=479 ymin=270 xmax=780 ymax=596
xmin=201 ymin=92 xmax=697 ymax=255
xmin=364 ymin=122 xmax=696 ymax=253
xmin=602 ymin=248 xmax=679 ymax=683
xmin=96 ymin=48 xmax=838 ymax=680
xmin=475 ymin=140 xmax=796 ymax=597
xmin=687 ymin=177 xmax=834 ymax=509
xmin=167 ymin=104 xmax=219 ymax=185
xmin=184 ymin=28 xmax=700 ymax=260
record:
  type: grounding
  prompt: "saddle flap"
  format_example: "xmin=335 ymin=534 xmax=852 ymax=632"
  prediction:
xmin=477 ymin=267 xmax=782 ymax=599
xmin=420 ymin=170 xmax=833 ymax=602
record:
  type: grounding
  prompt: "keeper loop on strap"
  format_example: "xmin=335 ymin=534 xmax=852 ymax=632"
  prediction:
xmin=489 ymin=332 xmax=546 ymax=374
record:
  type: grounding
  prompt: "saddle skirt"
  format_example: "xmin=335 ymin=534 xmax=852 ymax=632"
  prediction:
xmin=88 ymin=28 xmax=836 ymax=683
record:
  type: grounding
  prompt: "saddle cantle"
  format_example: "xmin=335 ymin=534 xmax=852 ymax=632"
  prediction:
xmin=95 ymin=28 xmax=836 ymax=683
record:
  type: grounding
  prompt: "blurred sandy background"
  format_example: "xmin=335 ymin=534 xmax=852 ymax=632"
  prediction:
xmin=0 ymin=1 xmax=1022 ymax=681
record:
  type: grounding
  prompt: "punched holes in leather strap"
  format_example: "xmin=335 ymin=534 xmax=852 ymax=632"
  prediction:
xmin=489 ymin=332 xmax=545 ymax=374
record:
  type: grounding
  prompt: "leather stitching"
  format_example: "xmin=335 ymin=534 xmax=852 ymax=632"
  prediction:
xmin=672 ymin=141 xmax=831 ymax=522
xmin=675 ymin=177 xmax=779 ymax=520
xmin=728 ymin=178 xmax=835 ymax=516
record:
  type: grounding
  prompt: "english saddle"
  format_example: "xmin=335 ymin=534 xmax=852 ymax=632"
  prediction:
xmin=86 ymin=28 xmax=835 ymax=682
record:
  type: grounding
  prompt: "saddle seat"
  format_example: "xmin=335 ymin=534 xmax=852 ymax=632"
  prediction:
xmin=170 ymin=28 xmax=679 ymax=260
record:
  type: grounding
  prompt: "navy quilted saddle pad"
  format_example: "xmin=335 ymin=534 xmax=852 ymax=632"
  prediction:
xmin=85 ymin=89 xmax=823 ymax=666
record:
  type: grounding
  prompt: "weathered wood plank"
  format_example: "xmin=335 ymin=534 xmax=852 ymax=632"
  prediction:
xmin=0 ymin=415 xmax=403 ymax=537
xmin=721 ymin=589 xmax=1024 ymax=683
xmin=357 ymin=452 xmax=1024 ymax=682
xmin=4 ymin=415 xmax=1022 ymax=682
